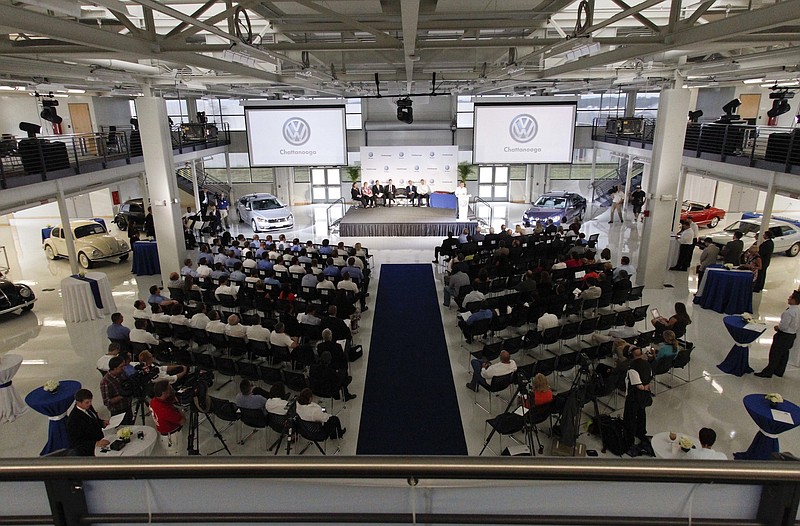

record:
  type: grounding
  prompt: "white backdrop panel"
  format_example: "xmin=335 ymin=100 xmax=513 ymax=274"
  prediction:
xmin=360 ymin=146 xmax=458 ymax=192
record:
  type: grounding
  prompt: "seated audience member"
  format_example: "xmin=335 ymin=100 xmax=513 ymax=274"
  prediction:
xmin=229 ymin=262 xmax=247 ymax=283
xmin=190 ymin=305 xmax=210 ymax=330
xmin=317 ymin=328 xmax=348 ymax=370
xmin=295 ymin=387 xmax=346 ymax=439
xmin=149 ymin=303 xmax=172 ymax=324
xmin=613 ymin=256 xmax=636 ymax=282
xmin=686 ymin=427 xmax=728 ymax=460
xmin=270 ymin=322 xmax=298 ymax=350
xmin=180 ymin=258 xmax=195 ymax=277
xmin=593 ymin=312 xmax=639 ymax=345
xmin=433 ymin=232 xmax=458 ymax=264
xmin=265 ymin=382 xmax=289 ymax=415
xmin=466 ymin=350 xmax=517 ymax=392
xmin=458 ymin=302 xmax=493 ymax=344
xmin=443 ymin=264 xmax=470 ymax=308
xmin=309 ymin=350 xmax=356 ymax=401
xmin=613 ymin=270 xmax=632 ymax=292
xmin=301 ymin=268 xmax=318 ymax=289
xmin=242 ymin=253 xmax=257 ymax=272
xmin=138 ymin=350 xmax=188 ymax=384
xmin=132 ymin=300 xmax=151 ymax=323
xmin=167 ymin=272 xmax=183 ymax=290
xmin=210 ymin=262 xmax=229 ymax=280
xmin=263 ymin=270 xmax=281 ymax=286
xmin=215 ymin=277 xmax=238 ymax=300
xmin=234 ymin=379 xmax=269 ymax=410
xmin=67 ymin=389 xmax=109 ymax=456
xmin=148 ymin=285 xmax=179 ymax=308
xmin=521 ymin=373 xmax=554 ymax=409
xmin=649 ymin=329 xmax=681 ymax=363
xmin=106 ymin=312 xmax=131 ymax=342
xmin=536 ymin=311 xmax=559 ymax=331
xmin=256 ymin=253 xmax=273 ymax=271
xmin=321 ymin=305 xmax=351 ymax=343
xmin=130 ymin=318 xmax=161 ymax=347
xmin=316 ymin=273 xmax=335 ymax=290
xmin=205 ymin=310 xmax=226 ymax=335
xmin=97 ymin=343 xmax=121 ymax=372
xmin=168 ymin=303 xmax=190 ymax=327
xmin=246 ymin=316 xmax=271 ymax=343
xmin=225 ymin=314 xmax=248 ymax=340
xmin=149 ymin=381 xmax=185 ymax=456
xmin=298 ymin=305 xmax=322 ymax=326
xmin=651 ymin=301 xmax=692 ymax=339
xmin=195 ymin=258 xmax=212 ymax=278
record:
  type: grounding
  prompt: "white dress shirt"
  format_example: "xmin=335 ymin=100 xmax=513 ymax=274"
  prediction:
xmin=246 ymin=324 xmax=271 ymax=342
xmin=686 ymin=447 xmax=728 ymax=460
xmin=190 ymin=313 xmax=210 ymax=330
xmin=205 ymin=320 xmax=226 ymax=334
xmin=130 ymin=328 xmax=159 ymax=345
xmin=296 ymin=402 xmax=330 ymax=423
xmin=778 ymin=304 xmax=800 ymax=334
xmin=481 ymin=359 xmax=517 ymax=380
xmin=225 ymin=323 xmax=248 ymax=340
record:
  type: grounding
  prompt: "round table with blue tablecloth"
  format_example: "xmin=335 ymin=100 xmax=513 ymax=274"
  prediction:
xmin=734 ymin=394 xmax=800 ymax=460
xmin=693 ymin=265 xmax=753 ymax=315
xmin=132 ymin=241 xmax=161 ymax=276
xmin=717 ymin=316 xmax=766 ymax=376
xmin=24 ymin=380 xmax=81 ymax=456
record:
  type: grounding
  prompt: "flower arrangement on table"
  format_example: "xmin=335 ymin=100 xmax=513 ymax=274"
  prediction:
xmin=723 ymin=263 xmax=734 ymax=270
xmin=43 ymin=380 xmax=60 ymax=393
xmin=765 ymin=393 xmax=783 ymax=407
xmin=116 ymin=427 xmax=133 ymax=442
xmin=78 ymin=271 xmax=86 ymax=278
xmin=679 ymin=436 xmax=694 ymax=452
xmin=741 ymin=312 xmax=754 ymax=322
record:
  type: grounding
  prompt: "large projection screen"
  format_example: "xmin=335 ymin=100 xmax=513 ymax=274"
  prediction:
xmin=473 ymin=102 xmax=576 ymax=164
xmin=246 ymin=106 xmax=347 ymax=167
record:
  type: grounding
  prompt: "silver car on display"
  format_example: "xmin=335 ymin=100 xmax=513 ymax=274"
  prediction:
xmin=710 ymin=213 xmax=800 ymax=257
xmin=236 ymin=193 xmax=294 ymax=232
xmin=42 ymin=220 xmax=131 ymax=268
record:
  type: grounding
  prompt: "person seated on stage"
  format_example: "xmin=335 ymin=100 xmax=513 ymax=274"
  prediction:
xmin=295 ymin=387 xmax=346 ymax=439
xmin=350 ymin=182 xmax=363 ymax=207
xmin=465 ymin=350 xmax=517 ymax=392
xmin=384 ymin=179 xmax=397 ymax=206
xmin=405 ymin=181 xmax=417 ymax=205
xmin=371 ymin=181 xmax=385 ymax=207
xmin=417 ymin=179 xmax=430 ymax=206
xmin=361 ymin=181 xmax=374 ymax=208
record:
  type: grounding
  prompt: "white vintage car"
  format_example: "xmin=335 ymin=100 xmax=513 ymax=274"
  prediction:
xmin=43 ymin=220 xmax=130 ymax=268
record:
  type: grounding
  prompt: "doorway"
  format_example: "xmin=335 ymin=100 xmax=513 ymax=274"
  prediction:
xmin=68 ymin=103 xmax=96 ymax=155
xmin=738 ymin=94 xmax=761 ymax=122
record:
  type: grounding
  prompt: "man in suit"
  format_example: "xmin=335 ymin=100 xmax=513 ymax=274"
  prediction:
xmin=405 ymin=182 xmax=417 ymax=206
xmin=721 ymin=230 xmax=744 ymax=265
xmin=696 ymin=237 xmax=720 ymax=284
xmin=371 ymin=181 xmax=385 ymax=207
xmin=384 ymin=179 xmax=396 ymax=206
xmin=753 ymin=230 xmax=774 ymax=293
xmin=67 ymin=389 xmax=109 ymax=456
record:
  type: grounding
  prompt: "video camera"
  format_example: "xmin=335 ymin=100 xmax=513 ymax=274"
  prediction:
xmin=176 ymin=369 xmax=215 ymax=407
xmin=119 ymin=364 xmax=159 ymax=399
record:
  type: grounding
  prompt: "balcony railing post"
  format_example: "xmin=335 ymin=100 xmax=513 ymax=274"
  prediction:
xmin=37 ymin=139 xmax=48 ymax=181
xmin=786 ymin=131 xmax=796 ymax=173
xmin=0 ymin=158 xmax=6 ymax=189
xmin=720 ymin=124 xmax=730 ymax=162
xmin=757 ymin=481 xmax=800 ymax=526
xmin=71 ymin=137 xmax=81 ymax=174
xmin=44 ymin=478 xmax=89 ymax=526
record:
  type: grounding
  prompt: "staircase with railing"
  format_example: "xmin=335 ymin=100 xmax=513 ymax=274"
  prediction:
xmin=326 ymin=197 xmax=348 ymax=232
xmin=590 ymin=162 xmax=644 ymax=206
xmin=471 ymin=196 xmax=493 ymax=229
xmin=175 ymin=164 xmax=231 ymax=201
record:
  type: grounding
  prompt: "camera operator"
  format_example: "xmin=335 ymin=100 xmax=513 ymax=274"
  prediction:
xmin=150 ymin=380 xmax=185 ymax=455
xmin=100 ymin=356 xmax=133 ymax=425
xmin=138 ymin=350 xmax=188 ymax=386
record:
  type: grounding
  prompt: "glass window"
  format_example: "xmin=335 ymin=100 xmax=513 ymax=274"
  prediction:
xmin=478 ymin=185 xmax=493 ymax=198
xmin=457 ymin=112 xmax=474 ymax=128
xmin=345 ymin=99 xmax=361 ymax=113
xmin=312 ymin=187 xmax=327 ymax=200
xmin=345 ymin=113 xmax=362 ymax=130
xmin=457 ymin=96 xmax=474 ymax=112
xmin=328 ymin=186 xmax=341 ymax=200
xmin=327 ymin=169 xmax=340 ymax=185
xmin=479 ymin=166 xmax=494 ymax=184
xmin=311 ymin=168 xmax=326 ymax=185
xmin=494 ymin=166 xmax=509 ymax=184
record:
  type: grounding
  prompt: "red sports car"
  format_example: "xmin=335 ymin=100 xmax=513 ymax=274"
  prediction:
xmin=680 ymin=200 xmax=726 ymax=228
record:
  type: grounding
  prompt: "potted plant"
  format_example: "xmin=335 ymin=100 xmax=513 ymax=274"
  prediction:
xmin=345 ymin=166 xmax=361 ymax=183
xmin=457 ymin=162 xmax=474 ymax=184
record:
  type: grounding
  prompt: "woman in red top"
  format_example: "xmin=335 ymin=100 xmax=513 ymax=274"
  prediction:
xmin=522 ymin=373 xmax=554 ymax=409
xmin=150 ymin=380 xmax=185 ymax=455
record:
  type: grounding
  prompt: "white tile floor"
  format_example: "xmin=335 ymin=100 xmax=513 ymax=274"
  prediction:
xmin=1 ymin=203 xmax=798 ymax=458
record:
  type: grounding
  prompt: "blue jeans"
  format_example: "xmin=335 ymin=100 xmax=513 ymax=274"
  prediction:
xmin=443 ymin=285 xmax=456 ymax=306
xmin=469 ymin=359 xmax=491 ymax=389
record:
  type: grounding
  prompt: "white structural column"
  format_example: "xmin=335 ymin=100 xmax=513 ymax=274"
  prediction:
xmin=55 ymin=179 xmax=79 ymax=275
xmin=758 ymin=172 xmax=778 ymax=246
xmin=137 ymin=96 xmax=184 ymax=285
xmin=638 ymin=88 xmax=691 ymax=289
xmin=190 ymin=160 xmax=201 ymax=213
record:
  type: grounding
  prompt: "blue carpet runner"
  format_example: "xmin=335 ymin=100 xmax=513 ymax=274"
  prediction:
xmin=356 ymin=264 xmax=467 ymax=455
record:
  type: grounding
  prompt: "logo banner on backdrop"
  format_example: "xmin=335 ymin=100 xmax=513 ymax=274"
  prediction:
xmin=360 ymin=146 xmax=458 ymax=192
xmin=246 ymin=107 xmax=347 ymax=167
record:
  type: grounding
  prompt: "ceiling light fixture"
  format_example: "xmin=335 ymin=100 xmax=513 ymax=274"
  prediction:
xmin=742 ymin=78 xmax=764 ymax=84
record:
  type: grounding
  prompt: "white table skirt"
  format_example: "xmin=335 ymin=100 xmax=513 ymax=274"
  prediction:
xmin=95 ymin=425 xmax=157 ymax=457
xmin=61 ymin=272 xmax=117 ymax=323
xmin=0 ymin=354 xmax=28 ymax=424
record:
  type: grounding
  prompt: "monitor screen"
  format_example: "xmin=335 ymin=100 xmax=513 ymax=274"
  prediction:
xmin=246 ymin=106 xmax=347 ymax=167
xmin=472 ymin=102 xmax=576 ymax=164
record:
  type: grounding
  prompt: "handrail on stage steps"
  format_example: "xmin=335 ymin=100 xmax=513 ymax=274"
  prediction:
xmin=471 ymin=196 xmax=493 ymax=229
xmin=327 ymin=197 xmax=347 ymax=233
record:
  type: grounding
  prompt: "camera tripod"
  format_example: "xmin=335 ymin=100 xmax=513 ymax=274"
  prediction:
xmin=268 ymin=396 xmax=298 ymax=456
xmin=551 ymin=351 xmax=603 ymax=456
xmin=186 ymin=395 xmax=231 ymax=456
xmin=130 ymin=396 xmax=148 ymax=426
xmin=479 ymin=371 xmax=544 ymax=456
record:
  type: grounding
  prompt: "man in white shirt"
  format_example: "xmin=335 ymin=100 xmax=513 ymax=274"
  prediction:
xmin=537 ymin=312 xmax=560 ymax=331
xmin=466 ymin=350 xmax=517 ymax=392
xmin=96 ymin=343 xmax=121 ymax=372
xmin=132 ymin=300 xmax=151 ymax=321
xmin=462 ymin=289 xmax=486 ymax=308
xmin=685 ymin=215 xmax=700 ymax=243
xmin=269 ymin=322 xmax=298 ymax=349
xmin=129 ymin=319 xmax=161 ymax=347
xmin=195 ymin=258 xmax=212 ymax=278
xmin=608 ymin=185 xmax=625 ymax=224
xmin=190 ymin=306 xmax=210 ymax=330
xmin=224 ymin=314 xmax=248 ymax=340
xmin=298 ymin=306 xmax=322 ymax=326
xmin=612 ymin=256 xmax=636 ymax=283
xmin=670 ymin=220 xmax=695 ymax=272
xmin=215 ymin=277 xmax=238 ymax=300
xmin=756 ymin=290 xmax=800 ymax=378
xmin=149 ymin=304 xmax=172 ymax=325
xmin=242 ymin=254 xmax=258 ymax=271
xmin=205 ymin=311 xmax=227 ymax=335
xmin=246 ymin=316 xmax=271 ymax=342
xmin=316 ymin=274 xmax=335 ymax=290
xmin=686 ymin=428 xmax=728 ymax=460
xmin=417 ymin=179 xmax=430 ymax=207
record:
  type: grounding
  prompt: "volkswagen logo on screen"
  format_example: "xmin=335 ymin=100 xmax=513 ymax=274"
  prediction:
xmin=399 ymin=152 xmax=405 ymax=158
xmin=368 ymin=151 xmax=374 ymax=158
xmin=509 ymin=114 xmax=538 ymax=143
xmin=384 ymin=165 xmax=389 ymax=171
xmin=282 ymin=117 xmax=311 ymax=145
xmin=444 ymin=164 xmax=450 ymax=171
xmin=414 ymin=165 xmax=420 ymax=171
xmin=429 ymin=152 xmax=435 ymax=157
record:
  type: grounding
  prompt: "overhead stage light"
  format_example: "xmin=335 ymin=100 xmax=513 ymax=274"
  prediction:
xmin=396 ymin=97 xmax=413 ymax=124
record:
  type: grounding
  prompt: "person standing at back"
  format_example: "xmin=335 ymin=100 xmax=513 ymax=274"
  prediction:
xmin=755 ymin=290 xmax=800 ymax=378
xmin=721 ymin=230 xmax=744 ymax=265
xmin=624 ymin=347 xmax=652 ymax=455
xmin=629 ymin=185 xmax=646 ymax=222
xmin=753 ymin=231 xmax=774 ymax=293
xmin=608 ymin=186 xmax=625 ymax=224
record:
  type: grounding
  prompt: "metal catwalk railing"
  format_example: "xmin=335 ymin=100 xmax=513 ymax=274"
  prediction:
xmin=0 ymin=456 xmax=798 ymax=526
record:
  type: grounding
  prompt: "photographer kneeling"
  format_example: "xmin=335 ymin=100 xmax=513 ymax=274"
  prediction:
xmin=150 ymin=380 xmax=185 ymax=455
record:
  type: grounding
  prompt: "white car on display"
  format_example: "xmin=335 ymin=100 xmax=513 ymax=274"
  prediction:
xmin=43 ymin=220 xmax=131 ymax=268
xmin=710 ymin=213 xmax=800 ymax=257
xmin=236 ymin=193 xmax=294 ymax=232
